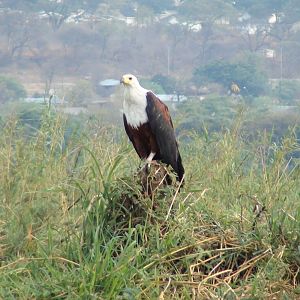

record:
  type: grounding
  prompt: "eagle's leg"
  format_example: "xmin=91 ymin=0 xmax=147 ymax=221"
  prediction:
xmin=143 ymin=152 xmax=156 ymax=173
xmin=146 ymin=152 xmax=156 ymax=163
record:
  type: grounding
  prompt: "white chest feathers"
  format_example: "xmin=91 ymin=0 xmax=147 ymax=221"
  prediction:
xmin=123 ymin=87 xmax=149 ymax=128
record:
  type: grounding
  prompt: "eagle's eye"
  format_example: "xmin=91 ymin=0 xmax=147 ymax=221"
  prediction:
xmin=129 ymin=77 xmax=132 ymax=80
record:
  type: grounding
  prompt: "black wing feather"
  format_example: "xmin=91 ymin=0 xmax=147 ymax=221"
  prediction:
xmin=146 ymin=92 xmax=184 ymax=181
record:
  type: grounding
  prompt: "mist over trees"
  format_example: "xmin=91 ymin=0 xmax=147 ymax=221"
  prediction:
xmin=194 ymin=56 xmax=268 ymax=97
xmin=0 ymin=0 xmax=299 ymax=83
xmin=0 ymin=0 xmax=299 ymax=135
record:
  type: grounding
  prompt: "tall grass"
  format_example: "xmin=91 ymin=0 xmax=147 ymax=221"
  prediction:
xmin=0 ymin=108 xmax=299 ymax=299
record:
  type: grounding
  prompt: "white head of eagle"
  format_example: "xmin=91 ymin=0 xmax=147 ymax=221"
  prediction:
xmin=121 ymin=74 xmax=184 ymax=183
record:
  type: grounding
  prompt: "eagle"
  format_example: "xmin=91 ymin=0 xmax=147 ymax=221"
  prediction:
xmin=120 ymin=74 xmax=185 ymax=183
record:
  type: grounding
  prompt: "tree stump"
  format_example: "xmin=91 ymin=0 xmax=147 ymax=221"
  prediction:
xmin=137 ymin=160 xmax=173 ymax=198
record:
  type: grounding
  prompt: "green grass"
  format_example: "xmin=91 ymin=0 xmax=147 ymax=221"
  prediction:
xmin=0 ymin=108 xmax=299 ymax=299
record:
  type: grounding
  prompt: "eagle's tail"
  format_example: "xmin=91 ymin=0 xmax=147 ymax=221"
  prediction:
xmin=176 ymin=153 xmax=185 ymax=185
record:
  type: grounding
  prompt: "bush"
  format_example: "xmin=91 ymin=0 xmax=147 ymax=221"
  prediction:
xmin=273 ymin=80 xmax=300 ymax=105
xmin=194 ymin=57 xmax=269 ymax=97
xmin=0 ymin=75 xmax=27 ymax=103
xmin=151 ymin=74 xmax=177 ymax=94
xmin=177 ymin=94 xmax=300 ymax=142
xmin=177 ymin=95 xmax=238 ymax=133
xmin=139 ymin=78 xmax=165 ymax=94
xmin=65 ymin=80 xmax=96 ymax=105
xmin=136 ymin=0 xmax=173 ymax=12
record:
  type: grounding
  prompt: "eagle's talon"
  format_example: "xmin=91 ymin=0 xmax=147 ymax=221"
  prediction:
xmin=146 ymin=162 xmax=151 ymax=173
xmin=140 ymin=161 xmax=151 ymax=174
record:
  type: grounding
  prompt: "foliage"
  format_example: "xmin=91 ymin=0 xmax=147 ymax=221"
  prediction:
xmin=235 ymin=0 xmax=300 ymax=21
xmin=235 ymin=0 xmax=285 ymax=18
xmin=178 ymin=0 xmax=237 ymax=21
xmin=136 ymin=0 xmax=174 ymax=13
xmin=65 ymin=80 xmax=96 ymax=105
xmin=176 ymin=95 xmax=300 ymax=141
xmin=139 ymin=78 xmax=165 ymax=94
xmin=151 ymin=74 xmax=177 ymax=94
xmin=273 ymin=80 xmax=300 ymax=105
xmin=0 ymin=110 xmax=299 ymax=298
xmin=194 ymin=57 xmax=269 ymax=97
xmin=177 ymin=95 xmax=238 ymax=133
xmin=0 ymin=75 xmax=27 ymax=103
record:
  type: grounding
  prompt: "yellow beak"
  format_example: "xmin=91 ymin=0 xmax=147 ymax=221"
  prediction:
xmin=120 ymin=76 xmax=130 ymax=85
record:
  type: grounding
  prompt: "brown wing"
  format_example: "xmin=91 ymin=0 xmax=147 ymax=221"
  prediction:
xmin=146 ymin=92 xmax=184 ymax=182
xmin=123 ymin=113 xmax=150 ymax=159
xmin=123 ymin=113 xmax=142 ymax=158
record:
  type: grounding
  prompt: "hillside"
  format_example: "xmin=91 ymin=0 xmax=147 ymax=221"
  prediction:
xmin=0 ymin=0 xmax=300 ymax=98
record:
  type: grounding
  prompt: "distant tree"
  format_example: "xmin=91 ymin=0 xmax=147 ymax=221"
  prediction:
xmin=151 ymin=74 xmax=188 ymax=99
xmin=92 ymin=22 xmax=113 ymax=58
xmin=0 ymin=75 xmax=27 ymax=103
xmin=235 ymin=0 xmax=284 ymax=18
xmin=162 ymin=24 xmax=189 ymax=72
xmin=151 ymin=74 xmax=177 ymax=93
xmin=241 ymin=25 xmax=270 ymax=53
xmin=65 ymin=80 xmax=96 ymax=105
xmin=178 ymin=0 xmax=237 ymax=64
xmin=196 ymin=20 xmax=215 ymax=63
xmin=178 ymin=0 xmax=237 ymax=22
xmin=59 ymin=26 xmax=93 ymax=72
xmin=194 ymin=56 xmax=268 ymax=96
xmin=273 ymin=80 xmax=300 ymax=105
xmin=0 ymin=11 xmax=35 ymax=59
xmin=267 ymin=1 xmax=300 ymax=45
xmin=41 ymin=1 xmax=70 ymax=32
xmin=136 ymin=4 xmax=155 ymax=26
xmin=139 ymin=78 xmax=165 ymax=94
xmin=236 ymin=0 xmax=300 ymax=21
xmin=40 ymin=60 xmax=57 ymax=99
xmin=136 ymin=0 xmax=174 ymax=13
xmin=177 ymin=95 xmax=238 ymax=133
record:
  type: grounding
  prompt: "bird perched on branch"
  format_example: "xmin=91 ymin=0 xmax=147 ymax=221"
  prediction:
xmin=230 ymin=82 xmax=240 ymax=95
xmin=120 ymin=74 xmax=184 ymax=183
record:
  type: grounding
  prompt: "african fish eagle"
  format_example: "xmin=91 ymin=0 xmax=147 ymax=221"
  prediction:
xmin=120 ymin=74 xmax=185 ymax=183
